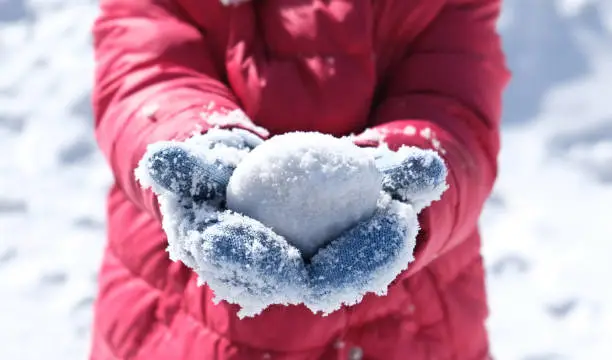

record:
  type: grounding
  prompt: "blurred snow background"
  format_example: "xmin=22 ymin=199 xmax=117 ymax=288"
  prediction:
xmin=0 ymin=0 xmax=611 ymax=359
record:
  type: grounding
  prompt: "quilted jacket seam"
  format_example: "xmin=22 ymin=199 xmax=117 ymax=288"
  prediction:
xmin=179 ymin=309 xmax=333 ymax=355
xmin=421 ymin=267 xmax=455 ymax=359
xmin=107 ymin=241 xmax=167 ymax=292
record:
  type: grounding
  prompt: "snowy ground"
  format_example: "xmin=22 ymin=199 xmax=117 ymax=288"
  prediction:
xmin=1 ymin=0 xmax=611 ymax=359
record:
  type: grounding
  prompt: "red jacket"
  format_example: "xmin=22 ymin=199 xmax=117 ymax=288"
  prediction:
xmin=91 ymin=0 xmax=509 ymax=359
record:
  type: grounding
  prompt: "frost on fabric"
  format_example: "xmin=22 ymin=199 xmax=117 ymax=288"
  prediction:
xmin=160 ymin=191 xmax=419 ymax=318
xmin=305 ymin=193 xmax=419 ymax=315
xmin=153 ymin=193 xmax=308 ymax=318
xmin=135 ymin=129 xmax=252 ymax=201
xmin=189 ymin=212 xmax=308 ymax=317
xmin=219 ymin=0 xmax=252 ymax=7
xmin=373 ymin=145 xmax=448 ymax=212
xmin=350 ymin=128 xmax=385 ymax=143
xmin=204 ymin=109 xmax=269 ymax=138
xmin=226 ymin=132 xmax=382 ymax=259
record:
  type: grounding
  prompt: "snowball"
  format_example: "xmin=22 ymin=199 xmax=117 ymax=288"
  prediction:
xmin=226 ymin=132 xmax=383 ymax=258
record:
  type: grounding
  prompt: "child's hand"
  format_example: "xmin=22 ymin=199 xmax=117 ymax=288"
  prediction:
xmin=136 ymin=129 xmax=308 ymax=318
xmin=186 ymin=211 xmax=308 ymax=318
xmin=136 ymin=128 xmax=263 ymax=203
xmin=367 ymin=145 xmax=448 ymax=212
xmin=305 ymin=147 xmax=447 ymax=314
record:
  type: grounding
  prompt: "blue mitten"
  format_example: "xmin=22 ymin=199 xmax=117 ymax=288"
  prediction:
xmin=374 ymin=145 xmax=448 ymax=212
xmin=136 ymin=129 xmax=308 ymax=318
xmin=140 ymin=128 xmax=263 ymax=203
xmin=305 ymin=145 xmax=447 ymax=314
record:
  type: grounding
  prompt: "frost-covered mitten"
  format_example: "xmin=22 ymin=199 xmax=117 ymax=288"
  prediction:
xmin=139 ymin=128 xmax=264 ymax=203
xmin=185 ymin=211 xmax=308 ymax=318
xmin=305 ymin=194 xmax=419 ymax=314
xmin=302 ymin=143 xmax=448 ymax=314
xmin=135 ymin=128 xmax=309 ymax=318
xmin=372 ymin=145 xmax=448 ymax=212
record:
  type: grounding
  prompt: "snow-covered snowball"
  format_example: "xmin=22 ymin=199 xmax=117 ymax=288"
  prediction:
xmin=226 ymin=132 xmax=383 ymax=258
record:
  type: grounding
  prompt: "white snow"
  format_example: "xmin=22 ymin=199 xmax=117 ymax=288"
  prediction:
xmin=203 ymin=109 xmax=270 ymax=138
xmin=227 ymin=132 xmax=382 ymax=258
xmin=2 ymin=0 xmax=612 ymax=359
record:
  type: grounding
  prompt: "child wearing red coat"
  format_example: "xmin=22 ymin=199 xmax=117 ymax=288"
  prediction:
xmin=91 ymin=0 xmax=510 ymax=359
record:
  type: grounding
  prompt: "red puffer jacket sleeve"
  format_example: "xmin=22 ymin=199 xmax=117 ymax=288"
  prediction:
xmin=93 ymin=0 xmax=263 ymax=218
xmin=359 ymin=0 xmax=510 ymax=275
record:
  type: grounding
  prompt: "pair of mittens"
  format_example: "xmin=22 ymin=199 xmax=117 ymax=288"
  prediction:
xmin=136 ymin=129 xmax=447 ymax=318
